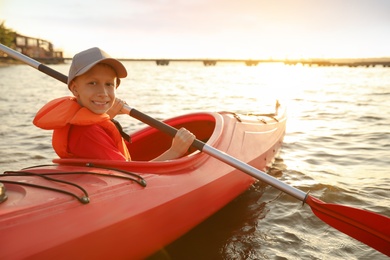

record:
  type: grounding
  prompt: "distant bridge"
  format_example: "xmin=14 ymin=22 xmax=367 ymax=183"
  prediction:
xmin=62 ymin=58 xmax=390 ymax=67
xmin=62 ymin=58 xmax=279 ymax=66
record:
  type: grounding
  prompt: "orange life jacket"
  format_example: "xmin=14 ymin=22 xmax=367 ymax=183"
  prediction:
xmin=33 ymin=96 xmax=131 ymax=160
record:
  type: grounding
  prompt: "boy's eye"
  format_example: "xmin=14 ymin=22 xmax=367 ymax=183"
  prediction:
xmin=86 ymin=81 xmax=114 ymax=87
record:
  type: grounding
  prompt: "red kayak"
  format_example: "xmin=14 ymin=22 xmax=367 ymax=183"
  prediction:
xmin=0 ymin=106 xmax=286 ymax=259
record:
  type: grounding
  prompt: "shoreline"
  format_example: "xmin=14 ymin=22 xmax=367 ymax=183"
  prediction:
xmin=0 ymin=57 xmax=65 ymax=66
xmin=0 ymin=58 xmax=23 ymax=66
xmin=1 ymin=56 xmax=390 ymax=67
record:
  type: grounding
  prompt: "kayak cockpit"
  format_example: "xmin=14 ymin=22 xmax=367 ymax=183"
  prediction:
xmin=128 ymin=112 xmax=220 ymax=160
xmin=53 ymin=112 xmax=224 ymax=173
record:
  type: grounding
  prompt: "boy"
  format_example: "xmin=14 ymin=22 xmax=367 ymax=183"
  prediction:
xmin=33 ymin=47 xmax=195 ymax=161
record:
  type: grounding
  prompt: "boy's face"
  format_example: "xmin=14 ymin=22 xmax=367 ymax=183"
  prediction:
xmin=69 ymin=63 xmax=118 ymax=114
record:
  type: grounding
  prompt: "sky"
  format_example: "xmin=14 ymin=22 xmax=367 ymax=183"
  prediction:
xmin=1 ymin=0 xmax=390 ymax=59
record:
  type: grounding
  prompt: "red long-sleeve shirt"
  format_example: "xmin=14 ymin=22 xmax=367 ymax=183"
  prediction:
xmin=68 ymin=124 xmax=128 ymax=161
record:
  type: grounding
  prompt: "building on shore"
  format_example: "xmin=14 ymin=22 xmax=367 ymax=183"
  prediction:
xmin=11 ymin=34 xmax=64 ymax=64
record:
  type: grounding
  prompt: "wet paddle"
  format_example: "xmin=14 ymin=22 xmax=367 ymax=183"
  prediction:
xmin=1 ymin=43 xmax=389 ymax=256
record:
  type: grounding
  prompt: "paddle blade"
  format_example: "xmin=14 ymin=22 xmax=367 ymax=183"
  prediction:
xmin=305 ymin=196 xmax=390 ymax=256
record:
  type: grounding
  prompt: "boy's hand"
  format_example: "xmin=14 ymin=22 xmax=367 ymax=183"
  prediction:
xmin=107 ymin=98 xmax=126 ymax=118
xmin=170 ymin=128 xmax=196 ymax=156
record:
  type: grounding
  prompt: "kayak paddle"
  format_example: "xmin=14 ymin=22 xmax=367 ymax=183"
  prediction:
xmin=1 ymin=43 xmax=389 ymax=256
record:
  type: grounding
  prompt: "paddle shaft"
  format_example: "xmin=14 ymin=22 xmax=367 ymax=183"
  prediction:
xmin=2 ymin=43 xmax=389 ymax=256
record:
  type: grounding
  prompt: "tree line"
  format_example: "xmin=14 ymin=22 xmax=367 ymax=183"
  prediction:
xmin=0 ymin=22 xmax=16 ymax=48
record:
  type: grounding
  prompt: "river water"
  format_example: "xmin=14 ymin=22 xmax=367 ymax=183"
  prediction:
xmin=0 ymin=61 xmax=389 ymax=259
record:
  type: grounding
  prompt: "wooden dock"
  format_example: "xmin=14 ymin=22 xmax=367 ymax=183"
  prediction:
xmin=0 ymin=34 xmax=64 ymax=64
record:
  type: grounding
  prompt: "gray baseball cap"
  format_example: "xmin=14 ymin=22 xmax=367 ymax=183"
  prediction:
xmin=67 ymin=47 xmax=127 ymax=87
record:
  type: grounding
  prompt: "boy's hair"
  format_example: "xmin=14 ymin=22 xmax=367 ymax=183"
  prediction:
xmin=68 ymin=47 xmax=127 ymax=88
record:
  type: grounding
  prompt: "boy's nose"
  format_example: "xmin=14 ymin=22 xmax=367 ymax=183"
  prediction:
xmin=96 ymin=84 xmax=108 ymax=95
